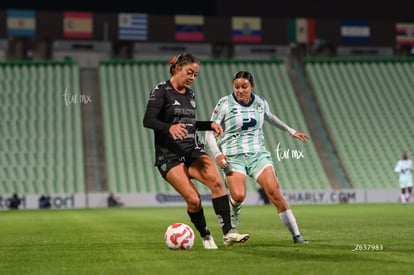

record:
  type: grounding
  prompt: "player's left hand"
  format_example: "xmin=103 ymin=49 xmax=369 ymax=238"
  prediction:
xmin=293 ymin=131 xmax=309 ymax=143
xmin=211 ymin=122 xmax=223 ymax=138
xmin=215 ymin=154 xmax=230 ymax=169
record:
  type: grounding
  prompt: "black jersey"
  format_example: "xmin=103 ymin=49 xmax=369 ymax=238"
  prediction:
xmin=143 ymin=80 xmax=210 ymax=165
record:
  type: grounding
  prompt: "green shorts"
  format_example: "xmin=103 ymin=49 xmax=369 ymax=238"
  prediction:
xmin=227 ymin=151 xmax=274 ymax=180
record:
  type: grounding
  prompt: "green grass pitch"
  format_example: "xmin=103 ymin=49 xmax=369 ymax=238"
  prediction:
xmin=1 ymin=203 xmax=413 ymax=274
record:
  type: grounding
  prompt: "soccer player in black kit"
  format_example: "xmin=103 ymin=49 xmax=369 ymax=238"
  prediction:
xmin=143 ymin=53 xmax=249 ymax=249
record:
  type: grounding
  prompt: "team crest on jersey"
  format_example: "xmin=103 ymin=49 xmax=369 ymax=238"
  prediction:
xmin=190 ymin=99 xmax=196 ymax=108
xmin=257 ymin=103 xmax=263 ymax=112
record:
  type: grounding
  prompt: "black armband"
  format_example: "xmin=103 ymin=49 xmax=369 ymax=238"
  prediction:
xmin=195 ymin=121 xmax=213 ymax=131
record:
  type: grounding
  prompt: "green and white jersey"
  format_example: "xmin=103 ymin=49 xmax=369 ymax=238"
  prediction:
xmin=208 ymin=93 xmax=296 ymax=157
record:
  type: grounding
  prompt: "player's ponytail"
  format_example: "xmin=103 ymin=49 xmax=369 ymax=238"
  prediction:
xmin=169 ymin=53 xmax=199 ymax=76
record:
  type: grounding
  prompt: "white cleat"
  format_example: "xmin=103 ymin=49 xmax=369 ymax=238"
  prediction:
xmin=223 ymin=229 xmax=250 ymax=247
xmin=202 ymin=234 xmax=218 ymax=249
xmin=293 ymin=235 xmax=309 ymax=244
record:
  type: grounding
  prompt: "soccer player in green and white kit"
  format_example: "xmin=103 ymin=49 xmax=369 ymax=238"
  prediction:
xmin=206 ymin=71 xmax=309 ymax=244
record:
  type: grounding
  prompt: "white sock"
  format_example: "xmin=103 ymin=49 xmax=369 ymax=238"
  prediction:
xmin=279 ymin=209 xmax=300 ymax=237
xmin=401 ymin=194 xmax=406 ymax=203
xmin=230 ymin=197 xmax=242 ymax=208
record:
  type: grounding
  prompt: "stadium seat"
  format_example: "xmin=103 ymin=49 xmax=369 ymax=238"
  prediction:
xmin=305 ymin=57 xmax=414 ymax=189
xmin=0 ymin=61 xmax=85 ymax=194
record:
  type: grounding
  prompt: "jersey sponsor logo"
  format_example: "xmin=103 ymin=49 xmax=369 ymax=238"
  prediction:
xmin=242 ymin=117 xmax=256 ymax=130
xmin=174 ymin=108 xmax=196 ymax=116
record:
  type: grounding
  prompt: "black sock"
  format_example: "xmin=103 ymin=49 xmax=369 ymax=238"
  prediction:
xmin=187 ymin=207 xmax=210 ymax=238
xmin=212 ymin=195 xmax=232 ymax=235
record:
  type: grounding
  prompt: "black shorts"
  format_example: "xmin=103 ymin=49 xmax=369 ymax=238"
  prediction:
xmin=157 ymin=147 xmax=207 ymax=179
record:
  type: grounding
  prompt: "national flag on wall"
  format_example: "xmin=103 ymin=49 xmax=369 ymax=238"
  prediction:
xmin=63 ymin=12 xmax=93 ymax=39
xmin=341 ymin=20 xmax=370 ymax=44
xmin=7 ymin=9 xmax=36 ymax=37
xmin=395 ymin=23 xmax=414 ymax=45
xmin=175 ymin=15 xmax=204 ymax=41
xmin=118 ymin=13 xmax=148 ymax=40
xmin=288 ymin=18 xmax=315 ymax=43
xmin=232 ymin=17 xmax=261 ymax=43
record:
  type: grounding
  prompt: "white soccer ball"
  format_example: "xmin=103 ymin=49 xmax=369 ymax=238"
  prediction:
xmin=164 ymin=223 xmax=195 ymax=250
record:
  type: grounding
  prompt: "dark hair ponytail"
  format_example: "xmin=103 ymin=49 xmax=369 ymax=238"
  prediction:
xmin=168 ymin=53 xmax=200 ymax=76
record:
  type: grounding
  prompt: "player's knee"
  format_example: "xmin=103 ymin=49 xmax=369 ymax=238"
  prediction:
xmin=210 ymin=180 xmax=226 ymax=195
xmin=186 ymin=196 xmax=201 ymax=210
xmin=231 ymin=190 xmax=246 ymax=202
xmin=204 ymin=174 xmax=225 ymax=192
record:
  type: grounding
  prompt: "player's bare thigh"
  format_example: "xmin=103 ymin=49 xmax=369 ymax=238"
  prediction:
xmin=188 ymin=155 xmax=227 ymax=197
xmin=165 ymin=163 xmax=200 ymax=210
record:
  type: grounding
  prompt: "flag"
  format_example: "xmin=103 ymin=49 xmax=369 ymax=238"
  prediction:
xmin=396 ymin=23 xmax=414 ymax=45
xmin=118 ymin=13 xmax=148 ymax=40
xmin=288 ymin=18 xmax=315 ymax=44
xmin=63 ymin=12 xmax=93 ymax=39
xmin=175 ymin=15 xmax=204 ymax=41
xmin=7 ymin=9 xmax=36 ymax=37
xmin=232 ymin=17 xmax=261 ymax=43
xmin=341 ymin=20 xmax=370 ymax=44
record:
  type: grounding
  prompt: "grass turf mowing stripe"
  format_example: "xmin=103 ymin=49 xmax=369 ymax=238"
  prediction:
xmin=0 ymin=203 xmax=412 ymax=274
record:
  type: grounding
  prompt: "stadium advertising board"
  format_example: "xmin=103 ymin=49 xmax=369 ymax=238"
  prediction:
xmin=0 ymin=189 xmax=401 ymax=210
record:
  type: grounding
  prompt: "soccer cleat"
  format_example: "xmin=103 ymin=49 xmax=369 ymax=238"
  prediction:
xmin=223 ymin=229 xmax=250 ymax=247
xmin=293 ymin=235 xmax=309 ymax=244
xmin=201 ymin=234 xmax=218 ymax=249
xmin=230 ymin=202 xmax=241 ymax=229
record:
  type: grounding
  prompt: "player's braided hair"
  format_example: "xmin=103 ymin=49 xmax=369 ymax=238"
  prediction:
xmin=168 ymin=53 xmax=200 ymax=76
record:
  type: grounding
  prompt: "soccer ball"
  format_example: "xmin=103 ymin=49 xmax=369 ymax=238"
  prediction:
xmin=164 ymin=223 xmax=195 ymax=250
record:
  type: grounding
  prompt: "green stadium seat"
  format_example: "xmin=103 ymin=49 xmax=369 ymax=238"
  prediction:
xmin=0 ymin=61 xmax=85 ymax=195
xmin=305 ymin=57 xmax=414 ymax=189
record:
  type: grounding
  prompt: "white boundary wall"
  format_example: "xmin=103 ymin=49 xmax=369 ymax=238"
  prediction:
xmin=0 ymin=189 xmax=402 ymax=210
